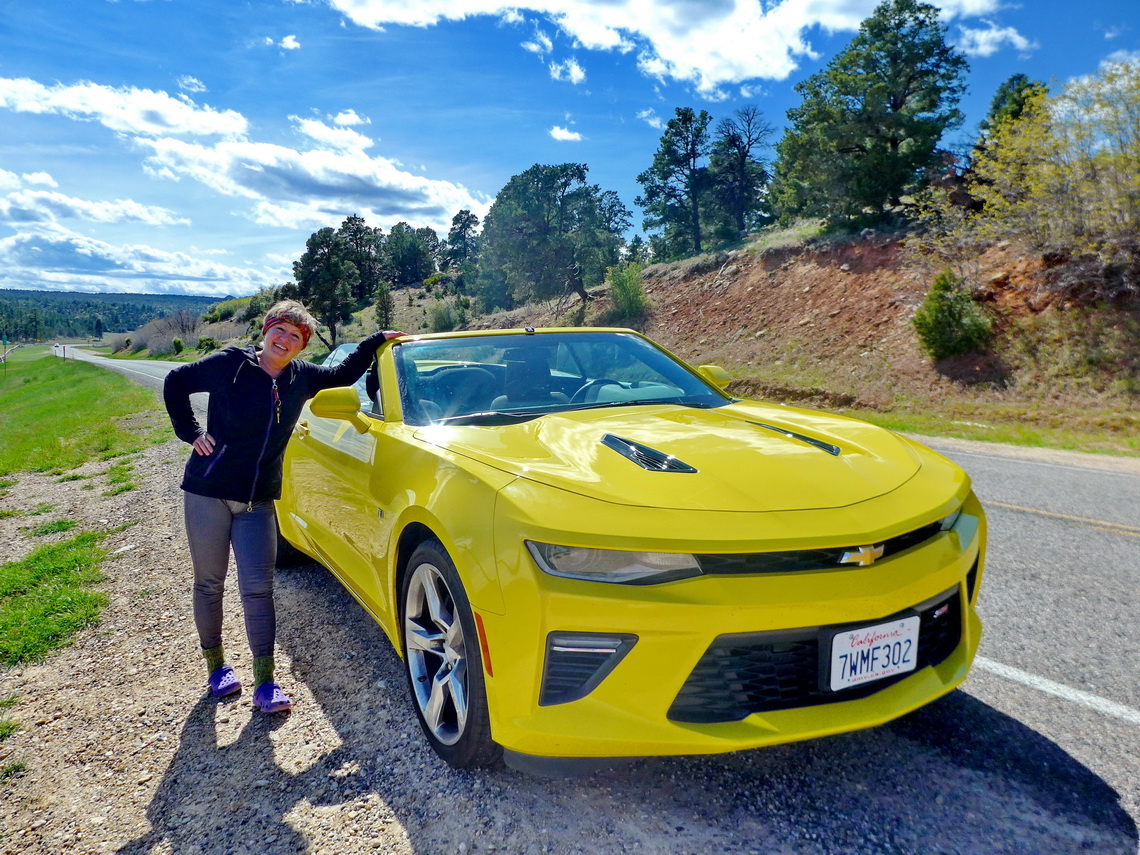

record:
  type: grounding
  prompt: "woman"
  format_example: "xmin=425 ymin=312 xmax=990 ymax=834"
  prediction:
xmin=164 ymin=300 xmax=401 ymax=713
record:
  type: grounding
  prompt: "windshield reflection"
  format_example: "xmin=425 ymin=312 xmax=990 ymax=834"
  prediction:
xmin=394 ymin=332 xmax=728 ymax=426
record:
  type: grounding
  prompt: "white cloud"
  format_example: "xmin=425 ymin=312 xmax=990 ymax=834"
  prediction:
xmin=956 ymin=20 xmax=1038 ymax=57
xmin=636 ymin=108 xmax=662 ymax=129
xmin=0 ymin=77 xmax=247 ymax=137
xmin=333 ymin=109 xmax=371 ymax=126
xmin=280 ymin=34 xmax=302 ymax=50
xmin=136 ymin=133 xmax=488 ymax=233
xmin=0 ymin=169 xmax=21 ymax=192
xmin=0 ymin=226 xmax=271 ymax=296
xmin=550 ymin=58 xmax=586 ymax=84
xmin=22 ymin=171 xmax=58 ymax=187
xmin=178 ymin=75 xmax=207 ymax=93
xmin=292 ymin=116 xmax=375 ymax=151
xmin=549 ymin=125 xmax=583 ymax=141
xmin=305 ymin=1 xmax=839 ymax=94
xmin=1105 ymin=50 xmax=1140 ymax=66
xmin=314 ymin=1 xmax=1008 ymax=95
xmin=523 ymin=29 xmax=554 ymax=54
xmin=0 ymin=189 xmax=190 ymax=226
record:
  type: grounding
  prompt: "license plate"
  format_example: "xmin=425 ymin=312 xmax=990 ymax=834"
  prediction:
xmin=829 ymin=615 xmax=920 ymax=691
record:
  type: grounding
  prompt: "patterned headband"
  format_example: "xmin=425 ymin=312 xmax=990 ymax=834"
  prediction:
xmin=262 ymin=315 xmax=311 ymax=347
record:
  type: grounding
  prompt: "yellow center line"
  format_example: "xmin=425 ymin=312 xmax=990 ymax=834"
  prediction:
xmin=987 ymin=501 xmax=1140 ymax=537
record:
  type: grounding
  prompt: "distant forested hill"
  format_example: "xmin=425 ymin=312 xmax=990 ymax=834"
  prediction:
xmin=0 ymin=289 xmax=225 ymax=341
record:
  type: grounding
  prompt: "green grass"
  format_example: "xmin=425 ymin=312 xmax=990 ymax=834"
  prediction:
xmin=0 ymin=353 xmax=162 ymax=779
xmin=0 ymin=696 xmax=18 ymax=745
xmin=1 ymin=762 xmax=27 ymax=781
xmin=101 ymin=461 xmax=137 ymax=495
xmin=0 ymin=348 xmax=171 ymax=477
xmin=0 ymin=530 xmax=110 ymax=666
xmin=29 ymin=519 xmax=78 ymax=537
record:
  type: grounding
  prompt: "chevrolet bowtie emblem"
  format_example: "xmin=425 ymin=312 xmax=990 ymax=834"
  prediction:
xmin=840 ymin=544 xmax=885 ymax=566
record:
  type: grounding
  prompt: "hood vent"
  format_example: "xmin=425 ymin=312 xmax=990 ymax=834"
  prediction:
xmin=601 ymin=434 xmax=697 ymax=473
xmin=750 ymin=422 xmax=841 ymax=456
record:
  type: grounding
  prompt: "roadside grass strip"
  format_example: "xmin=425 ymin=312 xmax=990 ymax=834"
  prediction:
xmin=0 ymin=530 xmax=109 ymax=667
xmin=0 ymin=354 xmax=169 ymax=477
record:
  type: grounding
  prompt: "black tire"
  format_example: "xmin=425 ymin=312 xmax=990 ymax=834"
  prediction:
xmin=274 ymin=513 xmax=310 ymax=568
xmin=400 ymin=538 xmax=501 ymax=768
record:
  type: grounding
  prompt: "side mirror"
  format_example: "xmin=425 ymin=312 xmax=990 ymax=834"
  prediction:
xmin=697 ymin=364 xmax=731 ymax=390
xmin=310 ymin=386 xmax=370 ymax=433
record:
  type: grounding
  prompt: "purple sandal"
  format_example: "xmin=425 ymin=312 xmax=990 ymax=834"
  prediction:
xmin=253 ymin=681 xmax=291 ymax=714
xmin=208 ymin=665 xmax=242 ymax=699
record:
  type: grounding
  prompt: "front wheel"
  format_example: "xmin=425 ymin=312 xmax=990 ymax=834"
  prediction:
xmin=401 ymin=539 xmax=501 ymax=768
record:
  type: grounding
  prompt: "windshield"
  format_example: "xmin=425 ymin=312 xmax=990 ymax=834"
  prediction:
xmin=394 ymin=332 xmax=729 ymax=425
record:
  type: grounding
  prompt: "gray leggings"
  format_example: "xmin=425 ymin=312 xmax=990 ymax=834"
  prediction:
xmin=184 ymin=492 xmax=278 ymax=658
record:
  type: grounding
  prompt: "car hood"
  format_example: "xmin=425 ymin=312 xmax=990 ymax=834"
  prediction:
xmin=413 ymin=402 xmax=923 ymax=512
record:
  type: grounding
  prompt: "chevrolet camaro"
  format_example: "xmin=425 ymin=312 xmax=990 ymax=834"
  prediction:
xmin=276 ymin=328 xmax=986 ymax=769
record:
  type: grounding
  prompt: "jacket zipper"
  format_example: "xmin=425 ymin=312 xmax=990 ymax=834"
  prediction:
xmin=246 ymin=373 xmax=277 ymax=511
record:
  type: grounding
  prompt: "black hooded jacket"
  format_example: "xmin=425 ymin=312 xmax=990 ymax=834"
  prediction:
xmin=163 ymin=331 xmax=386 ymax=504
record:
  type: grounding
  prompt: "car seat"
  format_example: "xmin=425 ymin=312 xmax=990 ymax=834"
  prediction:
xmin=490 ymin=349 xmax=569 ymax=409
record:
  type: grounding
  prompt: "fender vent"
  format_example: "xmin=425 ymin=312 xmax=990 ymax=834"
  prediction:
xmin=601 ymin=434 xmax=697 ymax=473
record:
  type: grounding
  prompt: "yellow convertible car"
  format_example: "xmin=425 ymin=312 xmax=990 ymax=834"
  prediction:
xmin=276 ymin=328 xmax=986 ymax=769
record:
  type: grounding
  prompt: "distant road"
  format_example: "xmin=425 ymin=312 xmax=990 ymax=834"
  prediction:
xmin=59 ymin=345 xmax=181 ymax=395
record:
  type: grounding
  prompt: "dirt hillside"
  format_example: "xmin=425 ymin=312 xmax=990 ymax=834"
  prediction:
xmin=461 ymin=234 xmax=1139 ymax=446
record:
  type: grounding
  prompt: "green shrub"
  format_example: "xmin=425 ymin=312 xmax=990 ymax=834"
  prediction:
xmin=427 ymin=300 xmax=460 ymax=333
xmin=604 ymin=263 xmax=649 ymax=325
xmin=912 ymin=270 xmax=993 ymax=359
xmin=172 ymin=337 xmax=184 ymax=355
xmin=196 ymin=336 xmax=219 ymax=352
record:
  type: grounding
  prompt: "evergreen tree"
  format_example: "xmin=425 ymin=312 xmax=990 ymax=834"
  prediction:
xmin=636 ymin=107 xmax=712 ymax=256
xmin=479 ymin=163 xmax=630 ymax=308
xmin=386 ymin=222 xmax=437 ymax=287
xmin=289 ymin=227 xmax=359 ymax=348
xmin=771 ymin=0 xmax=968 ymax=225
xmin=709 ymin=105 xmax=775 ymax=239
xmin=446 ymin=209 xmax=481 ymax=265
xmin=337 ymin=214 xmax=389 ymax=303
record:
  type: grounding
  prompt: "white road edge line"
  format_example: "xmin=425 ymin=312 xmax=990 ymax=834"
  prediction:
xmin=975 ymin=655 xmax=1140 ymax=726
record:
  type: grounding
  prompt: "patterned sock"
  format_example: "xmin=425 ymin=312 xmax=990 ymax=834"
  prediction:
xmin=203 ymin=645 xmax=225 ymax=674
xmin=253 ymin=655 xmax=275 ymax=687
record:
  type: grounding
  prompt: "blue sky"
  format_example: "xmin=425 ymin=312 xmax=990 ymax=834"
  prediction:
xmin=0 ymin=0 xmax=1137 ymax=299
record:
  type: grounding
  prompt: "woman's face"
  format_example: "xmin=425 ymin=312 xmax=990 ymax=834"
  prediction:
xmin=261 ymin=321 xmax=306 ymax=368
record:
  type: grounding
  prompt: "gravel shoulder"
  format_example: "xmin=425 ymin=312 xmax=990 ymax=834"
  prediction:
xmin=1 ymin=436 xmax=1136 ymax=855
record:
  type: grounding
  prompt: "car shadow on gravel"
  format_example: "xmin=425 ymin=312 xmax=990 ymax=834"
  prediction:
xmin=127 ymin=561 xmax=1137 ymax=855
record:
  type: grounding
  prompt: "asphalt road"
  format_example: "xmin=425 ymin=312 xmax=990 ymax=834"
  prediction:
xmin=65 ymin=346 xmax=1140 ymax=854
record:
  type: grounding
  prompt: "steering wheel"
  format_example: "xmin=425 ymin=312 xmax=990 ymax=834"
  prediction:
xmin=570 ymin=378 xmax=623 ymax=404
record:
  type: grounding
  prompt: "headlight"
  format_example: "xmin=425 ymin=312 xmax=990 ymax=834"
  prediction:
xmin=940 ymin=508 xmax=963 ymax=531
xmin=526 ymin=542 xmax=702 ymax=585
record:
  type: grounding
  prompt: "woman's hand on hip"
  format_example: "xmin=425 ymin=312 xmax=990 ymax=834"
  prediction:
xmin=192 ymin=432 xmax=216 ymax=456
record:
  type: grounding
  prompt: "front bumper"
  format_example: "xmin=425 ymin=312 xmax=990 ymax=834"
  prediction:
xmin=479 ymin=489 xmax=986 ymax=759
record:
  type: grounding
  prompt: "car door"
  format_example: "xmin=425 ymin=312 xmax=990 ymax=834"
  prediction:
xmin=288 ymin=370 xmax=393 ymax=623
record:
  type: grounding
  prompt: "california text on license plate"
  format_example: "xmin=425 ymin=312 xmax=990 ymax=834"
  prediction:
xmin=829 ymin=615 xmax=920 ymax=691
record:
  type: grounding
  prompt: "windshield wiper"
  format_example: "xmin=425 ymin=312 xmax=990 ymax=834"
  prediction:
xmin=567 ymin=397 xmax=721 ymax=412
xmin=429 ymin=410 xmax=541 ymax=426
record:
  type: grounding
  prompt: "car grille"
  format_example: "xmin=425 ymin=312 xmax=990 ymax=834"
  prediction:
xmin=694 ymin=520 xmax=944 ymax=576
xmin=667 ymin=587 xmax=962 ymax=724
